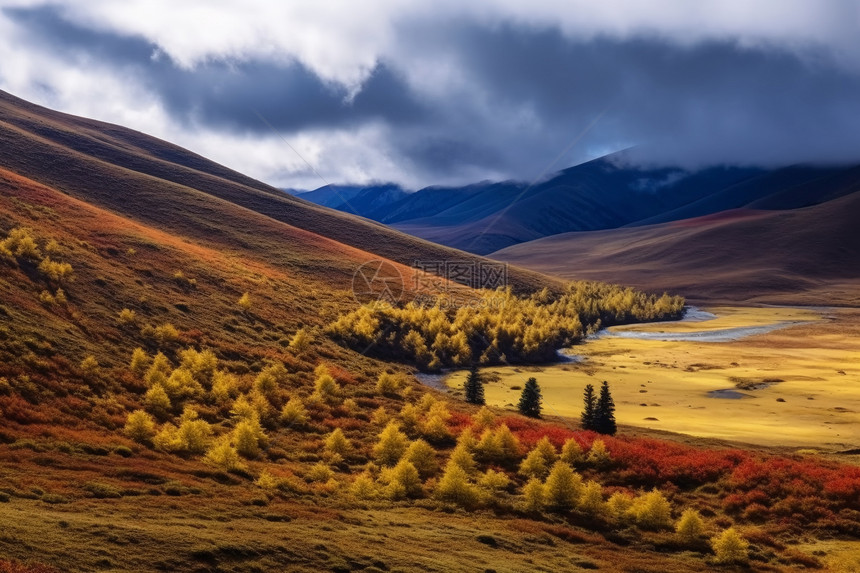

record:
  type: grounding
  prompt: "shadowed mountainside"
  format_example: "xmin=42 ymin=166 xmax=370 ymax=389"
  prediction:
xmin=298 ymin=155 xmax=860 ymax=255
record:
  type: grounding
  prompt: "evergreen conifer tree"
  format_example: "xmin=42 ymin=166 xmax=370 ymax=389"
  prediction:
xmin=594 ymin=381 xmax=617 ymax=435
xmin=518 ymin=377 xmax=542 ymax=418
xmin=581 ymin=383 xmax=596 ymax=430
xmin=464 ymin=364 xmax=485 ymax=405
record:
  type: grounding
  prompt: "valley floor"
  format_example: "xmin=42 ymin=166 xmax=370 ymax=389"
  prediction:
xmin=446 ymin=306 xmax=860 ymax=451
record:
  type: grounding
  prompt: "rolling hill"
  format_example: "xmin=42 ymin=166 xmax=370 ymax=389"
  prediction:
xmin=0 ymin=90 xmax=554 ymax=294
xmin=1 ymin=90 xmax=859 ymax=573
xmin=492 ymin=189 xmax=860 ymax=305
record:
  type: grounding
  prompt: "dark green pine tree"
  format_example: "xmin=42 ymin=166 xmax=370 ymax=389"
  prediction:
xmin=518 ymin=377 xmax=542 ymax=418
xmin=594 ymin=381 xmax=617 ymax=435
xmin=464 ymin=364 xmax=485 ymax=405
xmin=581 ymin=383 xmax=596 ymax=431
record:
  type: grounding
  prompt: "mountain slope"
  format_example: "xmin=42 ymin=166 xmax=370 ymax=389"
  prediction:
xmin=0 ymin=90 xmax=555 ymax=293
xmin=292 ymin=184 xmax=409 ymax=215
xmin=492 ymin=190 xmax=860 ymax=305
xmin=630 ymin=164 xmax=860 ymax=227
xmin=298 ymin=154 xmax=860 ymax=255
xmin=390 ymin=161 xmax=766 ymax=253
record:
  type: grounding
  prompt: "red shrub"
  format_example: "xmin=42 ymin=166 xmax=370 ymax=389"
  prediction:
xmin=824 ymin=474 xmax=860 ymax=499
xmin=471 ymin=411 xmax=860 ymax=533
xmin=446 ymin=411 xmax=473 ymax=434
xmin=327 ymin=365 xmax=359 ymax=386
xmin=745 ymin=488 xmax=770 ymax=506
xmin=730 ymin=456 xmax=860 ymax=511
xmin=494 ymin=414 xmax=582 ymax=448
xmin=179 ymin=329 xmax=203 ymax=345
xmin=742 ymin=529 xmax=784 ymax=550
xmin=742 ymin=503 xmax=770 ymax=521
xmin=494 ymin=415 xmax=540 ymax=433
xmin=57 ymin=396 xmax=91 ymax=418
xmin=722 ymin=493 xmax=746 ymax=514
xmin=608 ymin=438 xmax=742 ymax=487
xmin=0 ymin=396 xmax=51 ymax=424
xmin=515 ymin=425 xmax=580 ymax=449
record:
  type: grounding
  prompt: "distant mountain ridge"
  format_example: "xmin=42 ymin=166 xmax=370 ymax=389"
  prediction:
xmin=289 ymin=184 xmax=409 ymax=216
xmin=294 ymin=156 xmax=860 ymax=254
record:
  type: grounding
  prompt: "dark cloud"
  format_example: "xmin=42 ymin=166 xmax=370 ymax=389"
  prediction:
xmin=154 ymin=59 xmax=430 ymax=133
xmin=5 ymin=5 xmax=860 ymax=187
xmin=399 ymin=23 xmax=860 ymax=174
xmin=4 ymin=5 xmax=153 ymax=62
xmin=4 ymin=5 xmax=430 ymax=134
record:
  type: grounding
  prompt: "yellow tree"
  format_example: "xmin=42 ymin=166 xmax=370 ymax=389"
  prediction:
xmin=675 ymin=508 xmax=706 ymax=543
xmin=325 ymin=428 xmax=352 ymax=458
xmin=123 ymin=410 xmax=156 ymax=444
xmin=543 ymin=461 xmax=582 ymax=512
xmin=404 ymin=439 xmax=438 ymax=478
xmin=373 ymin=422 xmax=409 ymax=466
xmin=435 ymin=461 xmax=479 ymax=508
xmin=518 ymin=436 xmax=557 ymax=479
xmin=711 ymin=528 xmax=749 ymax=564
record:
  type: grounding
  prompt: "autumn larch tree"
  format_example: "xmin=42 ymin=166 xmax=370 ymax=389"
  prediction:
xmin=581 ymin=383 xmax=596 ymax=431
xmin=594 ymin=381 xmax=617 ymax=435
xmin=464 ymin=364 xmax=485 ymax=405
xmin=518 ymin=377 xmax=542 ymax=418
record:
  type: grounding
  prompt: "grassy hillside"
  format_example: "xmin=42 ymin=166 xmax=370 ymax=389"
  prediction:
xmin=0 ymin=92 xmax=858 ymax=573
xmin=493 ymin=192 xmax=860 ymax=305
xmin=0 ymin=90 xmax=555 ymax=294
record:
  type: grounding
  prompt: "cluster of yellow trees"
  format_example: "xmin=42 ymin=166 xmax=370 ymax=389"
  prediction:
xmin=1 ymin=227 xmax=74 ymax=304
xmin=123 ymin=347 xmax=339 ymax=471
xmin=117 ymin=306 xmax=182 ymax=347
xmin=344 ymin=404 xmax=747 ymax=563
xmin=120 ymin=345 xmax=747 ymax=565
xmin=366 ymin=389 xmax=459 ymax=447
xmin=328 ymin=282 xmax=684 ymax=368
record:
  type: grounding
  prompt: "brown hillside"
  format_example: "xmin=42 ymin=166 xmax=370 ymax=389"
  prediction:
xmin=0 ymin=90 xmax=556 ymax=294
xmin=492 ymin=194 xmax=860 ymax=305
xmin=0 ymin=165 xmax=424 ymax=371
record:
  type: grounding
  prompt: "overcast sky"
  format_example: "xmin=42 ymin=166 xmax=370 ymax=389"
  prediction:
xmin=2 ymin=1 xmax=859 ymax=189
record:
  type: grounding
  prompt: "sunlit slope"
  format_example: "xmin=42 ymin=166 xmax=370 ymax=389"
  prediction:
xmin=0 ymin=90 xmax=556 ymax=294
xmin=0 ymin=166 xmax=428 ymax=370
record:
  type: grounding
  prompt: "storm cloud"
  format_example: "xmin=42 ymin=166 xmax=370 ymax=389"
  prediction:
xmin=1 ymin=1 xmax=859 ymax=188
